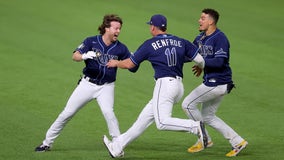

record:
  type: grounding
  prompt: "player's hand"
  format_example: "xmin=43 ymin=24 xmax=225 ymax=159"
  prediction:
xmin=82 ymin=51 xmax=101 ymax=60
xmin=192 ymin=65 xmax=203 ymax=77
xmin=107 ymin=60 xmax=119 ymax=68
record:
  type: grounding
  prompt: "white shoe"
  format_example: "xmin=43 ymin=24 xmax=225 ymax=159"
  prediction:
xmin=103 ymin=135 xmax=124 ymax=158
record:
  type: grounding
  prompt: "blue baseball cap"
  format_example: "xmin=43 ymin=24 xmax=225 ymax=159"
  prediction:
xmin=146 ymin=14 xmax=167 ymax=27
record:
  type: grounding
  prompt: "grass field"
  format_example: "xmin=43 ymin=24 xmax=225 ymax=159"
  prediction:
xmin=0 ymin=0 xmax=283 ymax=159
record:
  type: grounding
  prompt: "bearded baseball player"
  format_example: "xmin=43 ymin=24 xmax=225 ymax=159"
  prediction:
xmin=102 ymin=14 xmax=207 ymax=158
xmin=35 ymin=14 xmax=132 ymax=152
xmin=182 ymin=8 xmax=248 ymax=157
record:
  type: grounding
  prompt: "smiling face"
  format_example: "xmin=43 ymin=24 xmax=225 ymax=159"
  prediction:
xmin=198 ymin=13 xmax=213 ymax=32
xmin=105 ymin=21 xmax=121 ymax=42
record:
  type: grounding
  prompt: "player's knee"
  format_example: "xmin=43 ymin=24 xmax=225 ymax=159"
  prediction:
xmin=181 ymin=100 xmax=189 ymax=110
xmin=155 ymin=120 xmax=168 ymax=130
xmin=182 ymin=100 xmax=197 ymax=110
xmin=202 ymin=115 xmax=215 ymax=124
xmin=155 ymin=123 xmax=166 ymax=130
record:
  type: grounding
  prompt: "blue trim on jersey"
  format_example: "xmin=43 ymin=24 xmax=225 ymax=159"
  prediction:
xmin=130 ymin=56 xmax=138 ymax=66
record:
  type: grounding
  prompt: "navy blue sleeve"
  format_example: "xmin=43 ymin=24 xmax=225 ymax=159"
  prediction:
xmin=128 ymin=65 xmax=139 ymax=73
xmin=117 ymin=43 xmax=138 ymax=72
xmin=75 ymin=37 xmax=93 ymax=54
xmin=205 ymin=33 xmax=229 ymax=68
xmin=204 ymin=57 xmax=225 ymax=68
xmin=184 ymin=39 xmax=199 ymax=62
xmin=130 ymin=42 xmax=149 ymax=66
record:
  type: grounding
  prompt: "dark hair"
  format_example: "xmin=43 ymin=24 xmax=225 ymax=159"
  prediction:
xmin=157 ymin=26 xmax=167 ymax=32
xmin=98 ymin=14 xmax=123 ymax=35
xmin=202 ymin=8 xmax=219 ymax=24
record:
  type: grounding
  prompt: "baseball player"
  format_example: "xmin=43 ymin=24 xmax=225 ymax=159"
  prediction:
xmin=102 ymin=14 xmax=207 ymax=158
xmin=181 ymin=8 xmax=248 ymax=157
xmin=35 ymin=14 xmax=132 ymax=152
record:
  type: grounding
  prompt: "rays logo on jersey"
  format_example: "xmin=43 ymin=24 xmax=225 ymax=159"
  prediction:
xmin=198 ymin=41 xmax=213 ymax=58
xmin=92 ymin=48 xmax=118 ymax=66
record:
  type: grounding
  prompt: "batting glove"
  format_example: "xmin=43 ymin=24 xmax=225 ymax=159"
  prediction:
xmin=82 ymin=51 xmax=101 ymax=60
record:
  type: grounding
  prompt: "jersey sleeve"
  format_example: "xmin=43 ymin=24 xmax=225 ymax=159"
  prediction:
xmin=129 ymin=41 xmax=150 ymax=66
xmin=74 ymin=37 xmax=93 ymax=54
xmin=214 ymin=34 xmax=230 ymax=58
xmin=205 ymin=33 xmax=230 ymax=68
xmin=184 ymin=39 xmax=199 ymax=62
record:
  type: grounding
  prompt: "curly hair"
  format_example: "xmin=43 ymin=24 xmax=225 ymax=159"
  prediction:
xmin=98 ymin=14 xmax=123 ymax=35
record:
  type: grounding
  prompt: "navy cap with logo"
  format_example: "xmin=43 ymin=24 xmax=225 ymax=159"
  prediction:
xmin=146 ymin=14 xmax=167 ymax=27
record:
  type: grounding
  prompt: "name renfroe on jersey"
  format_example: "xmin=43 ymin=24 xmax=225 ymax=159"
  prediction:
xmin=151 ymin=38 xmax=182 ymax=50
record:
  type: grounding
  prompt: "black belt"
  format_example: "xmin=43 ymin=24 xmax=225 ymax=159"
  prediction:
xmin=83 ymin=76 xmax=105 ymax=85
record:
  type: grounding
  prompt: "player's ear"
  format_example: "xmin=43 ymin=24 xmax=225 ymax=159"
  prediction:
xmin=151 ymin=25 xmax=156 ymax=31
xmin=208 ymin=17 xmax=215 ymax=25
xmin=105 ymin=27 xmax=110 ymax=33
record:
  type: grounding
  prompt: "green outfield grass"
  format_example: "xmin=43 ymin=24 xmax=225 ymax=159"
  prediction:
xmin=0 ymin=0 xmax=283 ymax=159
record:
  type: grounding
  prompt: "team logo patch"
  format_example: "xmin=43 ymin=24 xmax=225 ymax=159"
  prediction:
xmin=92 ymin=48 xmax=118 ymax=66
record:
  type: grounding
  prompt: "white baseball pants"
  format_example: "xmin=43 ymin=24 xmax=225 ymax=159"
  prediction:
xmin=42 ymin=78 xmax=120 ymax=146
xmin=182 ymin=83 xmax=244 ymax=147
xmin=115 ymin=77 xmax=200 ymax=149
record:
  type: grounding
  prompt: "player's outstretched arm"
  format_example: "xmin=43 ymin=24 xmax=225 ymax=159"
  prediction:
xmin=193 ymin=54 xmax=205 ymax=69
xmin=107 ymin=58 xmax=136 ymax=69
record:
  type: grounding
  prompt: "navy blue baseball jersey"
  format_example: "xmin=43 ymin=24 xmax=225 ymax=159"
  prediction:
xmin=130 ymin=34 xmax=199 ymax=79
xmin=75 ymin=35 xmax=131 ymax=84
xmin=193 ymin=29 xmax=232 ymax=86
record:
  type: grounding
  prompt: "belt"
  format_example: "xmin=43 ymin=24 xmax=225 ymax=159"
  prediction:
xmin=83 ymin=75 xmax=105 ymax=85
xmin=155 ymin=76 xmax=182 ymax=80
xmin=174 ymin=76 xmax=182 ymax=80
